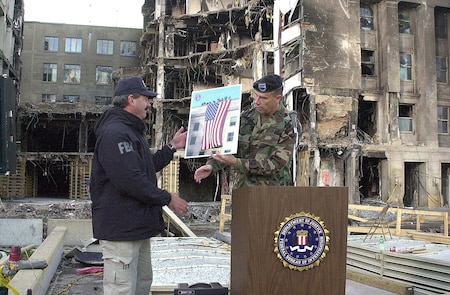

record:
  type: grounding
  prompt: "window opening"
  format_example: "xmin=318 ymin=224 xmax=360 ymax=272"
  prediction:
xmin=44 ymin=37 xmax=59 ymax=52
xmin=438 ymin=106 xmax=449 ymax=134
xmin=398 ymin=8 xmax=411 ymax=34
xmin=65 ymin=38 xmax=82 ymax=53
xmin=360 ymin=4 xmax=374 ymax=30
xmin=96 ymin=66 xmax=113 ymax=85
xmin=120 ymin=41 xmax=137 ymax=56
xmin=43 ymin=63 xmax=57 ymax=82
xmin=436 ymin=57 xmax=448 ymax=83
xmin=97 ymin=39 xmax=114 ymax=55
xmin=64 ymin=64 xmax=81 ymax=84
xmin=399 ymin=104 xmax=413 ymax=132
xmin=400 ymin=53 xmax=412 ymax=81
xmin=361 ymin=50 xmax=375 ymax=76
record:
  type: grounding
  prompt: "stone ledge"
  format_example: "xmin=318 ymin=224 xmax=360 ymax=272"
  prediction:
xmin=8 ymin=226 xmax=67 ymax=295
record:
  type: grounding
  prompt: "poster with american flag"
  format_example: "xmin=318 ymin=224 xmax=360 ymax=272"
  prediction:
xmin=185 ymin=85 xmax=242 ymax=159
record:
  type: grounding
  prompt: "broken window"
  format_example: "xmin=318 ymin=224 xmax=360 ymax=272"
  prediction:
xmin=95 ymin=96 xmax=112 ymax=105
xmin=435 ymin=10 xmax=447 ymax=39
xmin=284 ymin=42 xmax=301 ymax=77
xmin=399 ymin=104 xmax=413 ymax=132
xmin=398 ymin=8 xmax=411 ymax=34
xmin=43 ymin=63 xmax=57 ymax=82
xmin=120 ymin=41 xmax=137 ymax=56
xmin=64 ymin=64 xmax=81 ymax=84
xmin=65 ymin=38 xmax=82 ymax=53
xmin=441 ymin=163 xmax=450 ymax=205
xmin=437 ymin=57 xmax=448 ymax=83
xmin=63 ymin=95 xmax=80 ymax=103
xmin=438 ymin=106 xmax=449 ymax=134
xmin=42 ymin=94 xmax=56 ymax=103
xmin=361 ymin=50 xmax=375 ymax=76
xmin=96 ymin=66 xmax=113 ymax=85
xmin=97 ymin=39 xmax=114 ymax=55
xmin=283 ymin=0 xmax=301 ymax=27
xmin=44 ymin=37 xmax=58 ymax=52
xmin=360 ymin=4 xmax=374 ymax=30
xmin=400 ymin=53 xmax=412 ymax=81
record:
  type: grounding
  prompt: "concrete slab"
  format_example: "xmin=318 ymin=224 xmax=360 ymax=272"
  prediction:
xmin=0 ymin=218 xmax=43 ymax=246
xmin=48 ymin=219 xmax=93 ymax=246
xmin=9 ymin=226 xmax=67 ymax=295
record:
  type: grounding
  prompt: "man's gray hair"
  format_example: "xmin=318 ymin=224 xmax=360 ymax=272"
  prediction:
xmin=112 ymin=93 xmax=140 ymax=108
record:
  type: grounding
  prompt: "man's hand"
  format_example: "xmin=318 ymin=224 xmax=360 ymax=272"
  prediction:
xmin=168 ymin=193 xmax=188 ymax=216
xmin=170 ymin=127 xmax=187 ymax=150
xmin=211 ymin=151 xmax=237 ymax=166
xmin=194 ymin=164 xmax=213 ymax=183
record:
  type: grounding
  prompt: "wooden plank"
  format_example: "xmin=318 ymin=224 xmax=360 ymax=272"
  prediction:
xmin=406 ymin=231 xmax=450 ymax=245
xmin=347 ymin=266 xmax=414 ymax=295
xmin=219 ymin=195 xmax=232 ymax=232
xmin=163 ymin=205 xmax=196 ymax=237
xmin=348 ymin=214 xmax=368 ymax=223
xmin=349 ymin=204 xmax=450 ymax=238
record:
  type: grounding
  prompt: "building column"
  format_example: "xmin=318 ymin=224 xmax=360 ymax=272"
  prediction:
xmin=415 ymin=4 xmax=438 ymax=147
xmin=378 ymin=1 xmax=400 ymax=93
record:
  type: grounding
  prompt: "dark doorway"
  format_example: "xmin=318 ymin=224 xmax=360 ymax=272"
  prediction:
xmin=441 ymin=163 xmax=450 ymax=206
xmin=360 ymin=157 xmax=381 ymax=200
xmin=404 ymin=162 xmax=425 ymax=207
xmin=358 ymin=96 xmax=377 ymax=140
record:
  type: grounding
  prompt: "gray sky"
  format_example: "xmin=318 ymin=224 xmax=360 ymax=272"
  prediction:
xmin=23 ymin=0 xmax=144 ymax=29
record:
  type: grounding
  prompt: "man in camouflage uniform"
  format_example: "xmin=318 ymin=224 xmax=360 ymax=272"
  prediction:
xmin=194 ymin=74 xmax=297 ymax=187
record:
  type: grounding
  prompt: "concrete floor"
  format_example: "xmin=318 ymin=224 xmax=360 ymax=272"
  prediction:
xmin=346 ymin=280 xmax=397 ymax=295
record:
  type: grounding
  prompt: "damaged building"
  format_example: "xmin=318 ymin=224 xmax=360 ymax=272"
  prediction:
xmin=3 ymin=20 xmax=143 ymax=199
xmin=1 ymin=0 xmax=450 ymax=209
xmin=138 ymin=0 xmax=450 ymax=207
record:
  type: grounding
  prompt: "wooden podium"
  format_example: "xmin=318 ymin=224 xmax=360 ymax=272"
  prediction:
xmin=231 ymin=186 xmax=348 ymax=295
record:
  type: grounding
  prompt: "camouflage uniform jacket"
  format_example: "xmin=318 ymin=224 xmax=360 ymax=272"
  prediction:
xmin=208 ymin=103 xmax=296 ymax=187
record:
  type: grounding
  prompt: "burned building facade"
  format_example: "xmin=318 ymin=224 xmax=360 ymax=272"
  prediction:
xmin=0 ymin=0 xmax=22 ymax=81
xmin=2 ymin=0 xmax=450 ymax=209
xmin=140 ymin=0 xmax=450 ymax=207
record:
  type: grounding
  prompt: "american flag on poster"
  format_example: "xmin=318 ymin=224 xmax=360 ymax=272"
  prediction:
xmin=202 ymin=100 xmax=231 ymax=150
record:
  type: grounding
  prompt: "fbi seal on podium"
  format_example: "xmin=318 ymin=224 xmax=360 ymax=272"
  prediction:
xmin=274 ymin=212 xmax=330 ymax=271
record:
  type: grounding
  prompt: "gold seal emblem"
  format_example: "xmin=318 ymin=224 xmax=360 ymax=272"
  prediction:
xmin=274 ymin=212 xmax=330 ymax=271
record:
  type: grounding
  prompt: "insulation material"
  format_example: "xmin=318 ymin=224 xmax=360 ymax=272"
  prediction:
xmin=315 ymin=94 xmax=352 ymax=140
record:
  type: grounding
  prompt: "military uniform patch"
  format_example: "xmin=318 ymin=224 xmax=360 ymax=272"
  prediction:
xmin=274 ymin=212 xmax=329 ymax=271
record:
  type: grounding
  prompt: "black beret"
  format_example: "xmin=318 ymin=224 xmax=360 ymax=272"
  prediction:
xmin=253 ymin=74 xmax=283 ymax=93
